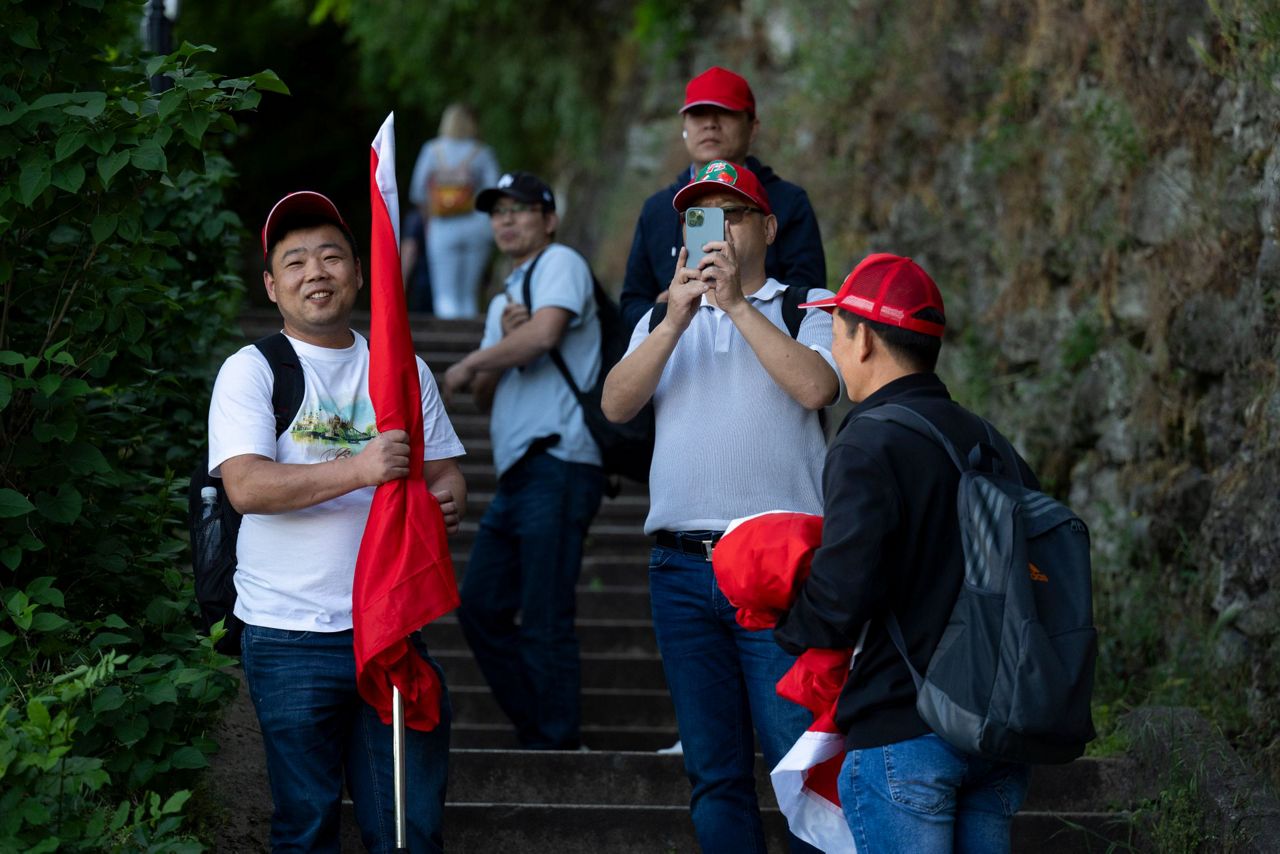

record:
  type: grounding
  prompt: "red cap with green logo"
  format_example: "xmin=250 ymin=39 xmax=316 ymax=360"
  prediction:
xmin=672 ymin=160 xmax=772 ymax=216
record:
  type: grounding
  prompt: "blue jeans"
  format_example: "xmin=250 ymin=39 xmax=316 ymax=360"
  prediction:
xmin=648 ymin=544 xmax=821 ymax=854
xmin=839 ymin=733 xmax=1030 ymax=853
xmin=458 ymin=452 xmax=605 ymax=749
xmin=240 ymin=625 xmax=451 ymax=853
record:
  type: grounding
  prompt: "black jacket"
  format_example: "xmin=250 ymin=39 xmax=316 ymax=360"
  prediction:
xmin=774 ymin=373 xmax=1037 ymax=750
xmin=619 ymin=156 xmax=826 ymax=333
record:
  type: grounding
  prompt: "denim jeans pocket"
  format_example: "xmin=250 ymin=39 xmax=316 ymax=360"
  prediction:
xmin=647 ymin=545 xmax=681 ymax=572
xmin=882 ymin=735 xmax=966 ymax=815
xmin=243 ymin=624 xmax=315 ymax=645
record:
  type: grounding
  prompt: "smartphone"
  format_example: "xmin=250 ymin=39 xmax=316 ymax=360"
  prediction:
xmin=683 ymin=206 xmax=725 ymax=266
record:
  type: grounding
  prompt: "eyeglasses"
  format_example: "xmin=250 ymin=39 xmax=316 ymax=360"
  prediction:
xmin=680 ymin=205 xmax=762 ymax=225
xmin=489 ymin=202 xmax=542 ymax=218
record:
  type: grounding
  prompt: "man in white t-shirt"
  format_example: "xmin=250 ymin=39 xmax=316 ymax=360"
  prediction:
xmin=441 ymin=172 xmax=605 ymax=750
xmin=602 ymin=161 xmax=837 ymax=853
xmin=208 ymin=191 xmax=466 ymax=853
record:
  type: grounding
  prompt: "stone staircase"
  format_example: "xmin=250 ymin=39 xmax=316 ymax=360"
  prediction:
xmin=215 ymin=309 xmax=1146 ymax=852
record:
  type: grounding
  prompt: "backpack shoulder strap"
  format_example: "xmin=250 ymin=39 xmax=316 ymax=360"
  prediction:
xmin=854 ymin=403 xmax=967 ymax=472
xmin=521 ymin=251 xmax=583 ymax=397
xmin=252 ymin=333 xmax=304 ymax=439
xmin=781 ymin=285 xmax=809 ymax=339
xmin=647 ymin=302 xmax=669 ymax=332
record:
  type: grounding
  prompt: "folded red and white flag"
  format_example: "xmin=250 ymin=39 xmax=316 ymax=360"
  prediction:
xmin=713 ymin=511 xmax=859 ymax=854
xmin=353 ymin=112 xmax=459 ymax=731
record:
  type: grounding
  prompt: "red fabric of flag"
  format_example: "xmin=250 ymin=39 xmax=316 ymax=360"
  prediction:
xmin=353 ymin=112 xmax=459 ymax=732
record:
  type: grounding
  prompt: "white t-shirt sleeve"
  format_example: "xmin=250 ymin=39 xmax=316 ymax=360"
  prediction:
xmin=796 ymin=287 xmax=839 ymax=374
xmin=417 ymin=356 xmax=466 ymax=460
xmin=480 ymin=293 xmax=509 ymax=350
xmin=208 ymin=347 xmax=278 ymax=477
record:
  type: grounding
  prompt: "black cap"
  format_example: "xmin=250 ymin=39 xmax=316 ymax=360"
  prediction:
xmin=475 ymin=171 xmax=556 ymax=213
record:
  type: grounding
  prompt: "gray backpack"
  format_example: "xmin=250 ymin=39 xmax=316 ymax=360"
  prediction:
xmin=860 ymin=404 xmax=1097 ymax=765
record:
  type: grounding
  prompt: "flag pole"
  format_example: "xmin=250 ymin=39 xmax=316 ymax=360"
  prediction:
xmin=393 ymin=684 xmax=408 ymax=852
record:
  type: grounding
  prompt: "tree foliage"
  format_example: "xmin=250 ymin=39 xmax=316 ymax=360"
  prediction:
xmin=0 ymin=0 xmax=280 ymax=848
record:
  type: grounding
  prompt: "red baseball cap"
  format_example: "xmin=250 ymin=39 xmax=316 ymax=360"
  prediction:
xmin=672 ymin=160 xmax=772 ymax=216
xmin=800 ymin=253 xmax=947 ymax=337
xmin=261 ymin=191 xmax=349 ymax=260
xmin=681 ymin=66 xmax=756 ymax=116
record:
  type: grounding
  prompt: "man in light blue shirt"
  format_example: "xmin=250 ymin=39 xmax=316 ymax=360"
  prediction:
xmin=442 ymin=172 xmax=604 ymax=749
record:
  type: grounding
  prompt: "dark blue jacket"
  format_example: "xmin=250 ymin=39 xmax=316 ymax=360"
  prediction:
xmin=619 ymin=156 xmax=826 ymax=333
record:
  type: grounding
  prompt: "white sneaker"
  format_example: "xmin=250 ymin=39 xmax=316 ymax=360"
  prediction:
xmin=656 ymin=739 xmax=683 ymax=755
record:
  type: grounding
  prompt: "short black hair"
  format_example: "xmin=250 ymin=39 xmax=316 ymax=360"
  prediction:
xmin=264 ymin=213 xmax=358 ymax=274
xmin=838 ymin=306 xmax=944 ymax=373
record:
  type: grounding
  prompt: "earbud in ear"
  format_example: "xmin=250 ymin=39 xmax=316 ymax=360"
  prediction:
xmin=682 ymin=130 xmax=688 ymax=140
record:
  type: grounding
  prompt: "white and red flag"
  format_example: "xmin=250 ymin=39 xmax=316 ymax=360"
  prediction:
xmin=712 ymin=511 xmax=860 ymax=854
xmin=353 ymin=112 xmax=459 ymax=731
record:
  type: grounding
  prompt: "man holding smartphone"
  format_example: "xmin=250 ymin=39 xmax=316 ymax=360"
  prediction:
xmin=602 ymin=161 xmax=838 ymax=854
xmin=619 ymin=65 xmax=826 ymax=333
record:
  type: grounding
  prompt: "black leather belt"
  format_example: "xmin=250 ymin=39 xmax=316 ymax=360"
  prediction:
xmin=654 ymin=530 xmax=724 ymax=561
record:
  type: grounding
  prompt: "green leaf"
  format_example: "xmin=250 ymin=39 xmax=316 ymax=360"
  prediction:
xmin=144 ymin=680 xmax=177 ymax=704
xmin=1 ymin=547 xmax=20 ymax=569
xmin=168 ymin=747 xmax=207 ymax=770
xmin=64 ymin=442 xmax=110 ymax=474
xmin=10 ymin=18 xmax=39 ymax=49
xmin=180 ymin=109 xmax=212 ymax=144
xmin=36 ymin=484 xmax=82 ymax=524
xmin=110 ymin=800 xmax=129 ymax=831
xmin=0 ymin=375 xmax=10 ymax=411
xmin=27 ymin=699 xmax=50 ymax=729
xmin=64 ymin=92 xmax=106 ymax=119
xmin=102 ymin=614 xmax=128 ymax=629
xmin=157 ymin=90 xmax=183 ymax=120
xmin=114 ymin=715 xmax=148 ymax=745
xmin=18 ymin=159 xmax=51 ymax=206
xmin=55 ymin=130 xmax=88 ymax=161
xmin=0 ymin=351 xmax=24 ymax=366
xmin=51 ymin=160 xmax=85 ymax=193
xmin=96 ymin=150 xmax=129 ymax=187
xmin=248 ymin=69 xmax=291 ymax=95
xmin=130 ymin=141 xmax=167 ymax=172
xmin=92 ymin=686 xmax=125 ymax=713
xmin=36 ymin=373 xmax=63 ymax=397
xmin=27 ymin=578 xmax=63 ymax=607
xmin=0 ymin=103 xmax=28 ymax=126
xmin=145 ymin=56 xmax=167 ymax=79
xmin=119 ymin=96 xmax=139 ymax=115
xmin=87 ymin=129 xmax=116 ymax=155
xmin=91 ymin=212 xmax=118 ymax=243
xmin=31 ymin=612 xmax=70 ymax=633
xmin=161 ymin=789 xmax=193 ymax=814
xmin=0 ymin=489 xmax=35 ymax=518
xmin=90 ymin=632 xmax=133 ymax=651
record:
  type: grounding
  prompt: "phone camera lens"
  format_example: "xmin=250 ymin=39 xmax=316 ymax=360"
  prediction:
xmin=686 ymin=209 xmax=703 ymax=227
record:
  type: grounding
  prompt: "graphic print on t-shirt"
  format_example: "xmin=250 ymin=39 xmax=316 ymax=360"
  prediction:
xmin=290 ymin=396 xmax=378 ymax=453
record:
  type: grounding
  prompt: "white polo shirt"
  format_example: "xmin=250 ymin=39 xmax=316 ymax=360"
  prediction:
xmin=626 ymin=279 xmax=838 ymax=534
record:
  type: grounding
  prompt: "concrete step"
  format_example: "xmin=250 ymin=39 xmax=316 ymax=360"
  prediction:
xmin=423 ymin=616 xmax=658 ymax=656
xmin=450 ymin=686 xmax=676 ymax=729
xmin=449 ymin=722 xmax=678 ymax=751
xmin=463 ymin=491 xmax=650 ymax=523
xmin=398 ymin=803 xmax=1135 ymax=854
xmin=442 ymin=751 xmax=1142 ymax=812
xmin=433 ymin=649 xmax=666 ymax=691
xmin=449 ymin=521 xmax=653 ymax=557
xmin=446 ymin=554 xmax=652 ymax=587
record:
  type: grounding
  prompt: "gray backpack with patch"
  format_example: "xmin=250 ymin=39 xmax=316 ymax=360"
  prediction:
xmin=861 ymin=403 xmax=1097 ymax=765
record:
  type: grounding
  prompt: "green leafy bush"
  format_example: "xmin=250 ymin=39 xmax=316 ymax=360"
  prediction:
xmin=0 ymin=1 xmax=284 ymax=848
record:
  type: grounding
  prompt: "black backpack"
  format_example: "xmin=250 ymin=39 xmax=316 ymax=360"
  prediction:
xmin=859 ymin=404 xmax=1097 ymax=765
xmin=188 ymin=333 xmax=304 ymax=654
xmin=522 ymin=252 xmax=654 ymax=494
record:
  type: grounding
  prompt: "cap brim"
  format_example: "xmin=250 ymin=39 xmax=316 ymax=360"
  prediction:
xmin=672 ymin=182 xmax=769 ymax=215
xmin=680 ymin=98 xmax=752 ymax=113
xmin=262 ymin=192 xmax=346 ymax=256
xmin=797 ymin=296 xmax=838 ymax=313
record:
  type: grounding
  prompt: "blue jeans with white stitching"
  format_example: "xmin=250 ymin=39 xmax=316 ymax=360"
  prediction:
xmin=240 ymin=625 xmax=450 ymax=853
xmin=838 ymin=732 xmax=1029 ymax=853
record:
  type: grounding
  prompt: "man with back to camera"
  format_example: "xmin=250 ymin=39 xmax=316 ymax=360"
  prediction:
xmin=773 ymin=254 xmax=1036 ymax=853
xmin=208 ymin=191 xmax=466 ymax=852
xmin=441 ymin=171 xmax=605 ymax=751
xmin=601 ymin=160 xmax=836 ymax=853
xmin=619 ymin=65 xmax=826 ymax=333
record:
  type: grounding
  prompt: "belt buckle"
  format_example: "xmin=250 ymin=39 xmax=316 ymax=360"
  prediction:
xmin=701 ymin=539 xmax=715 ymax=561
